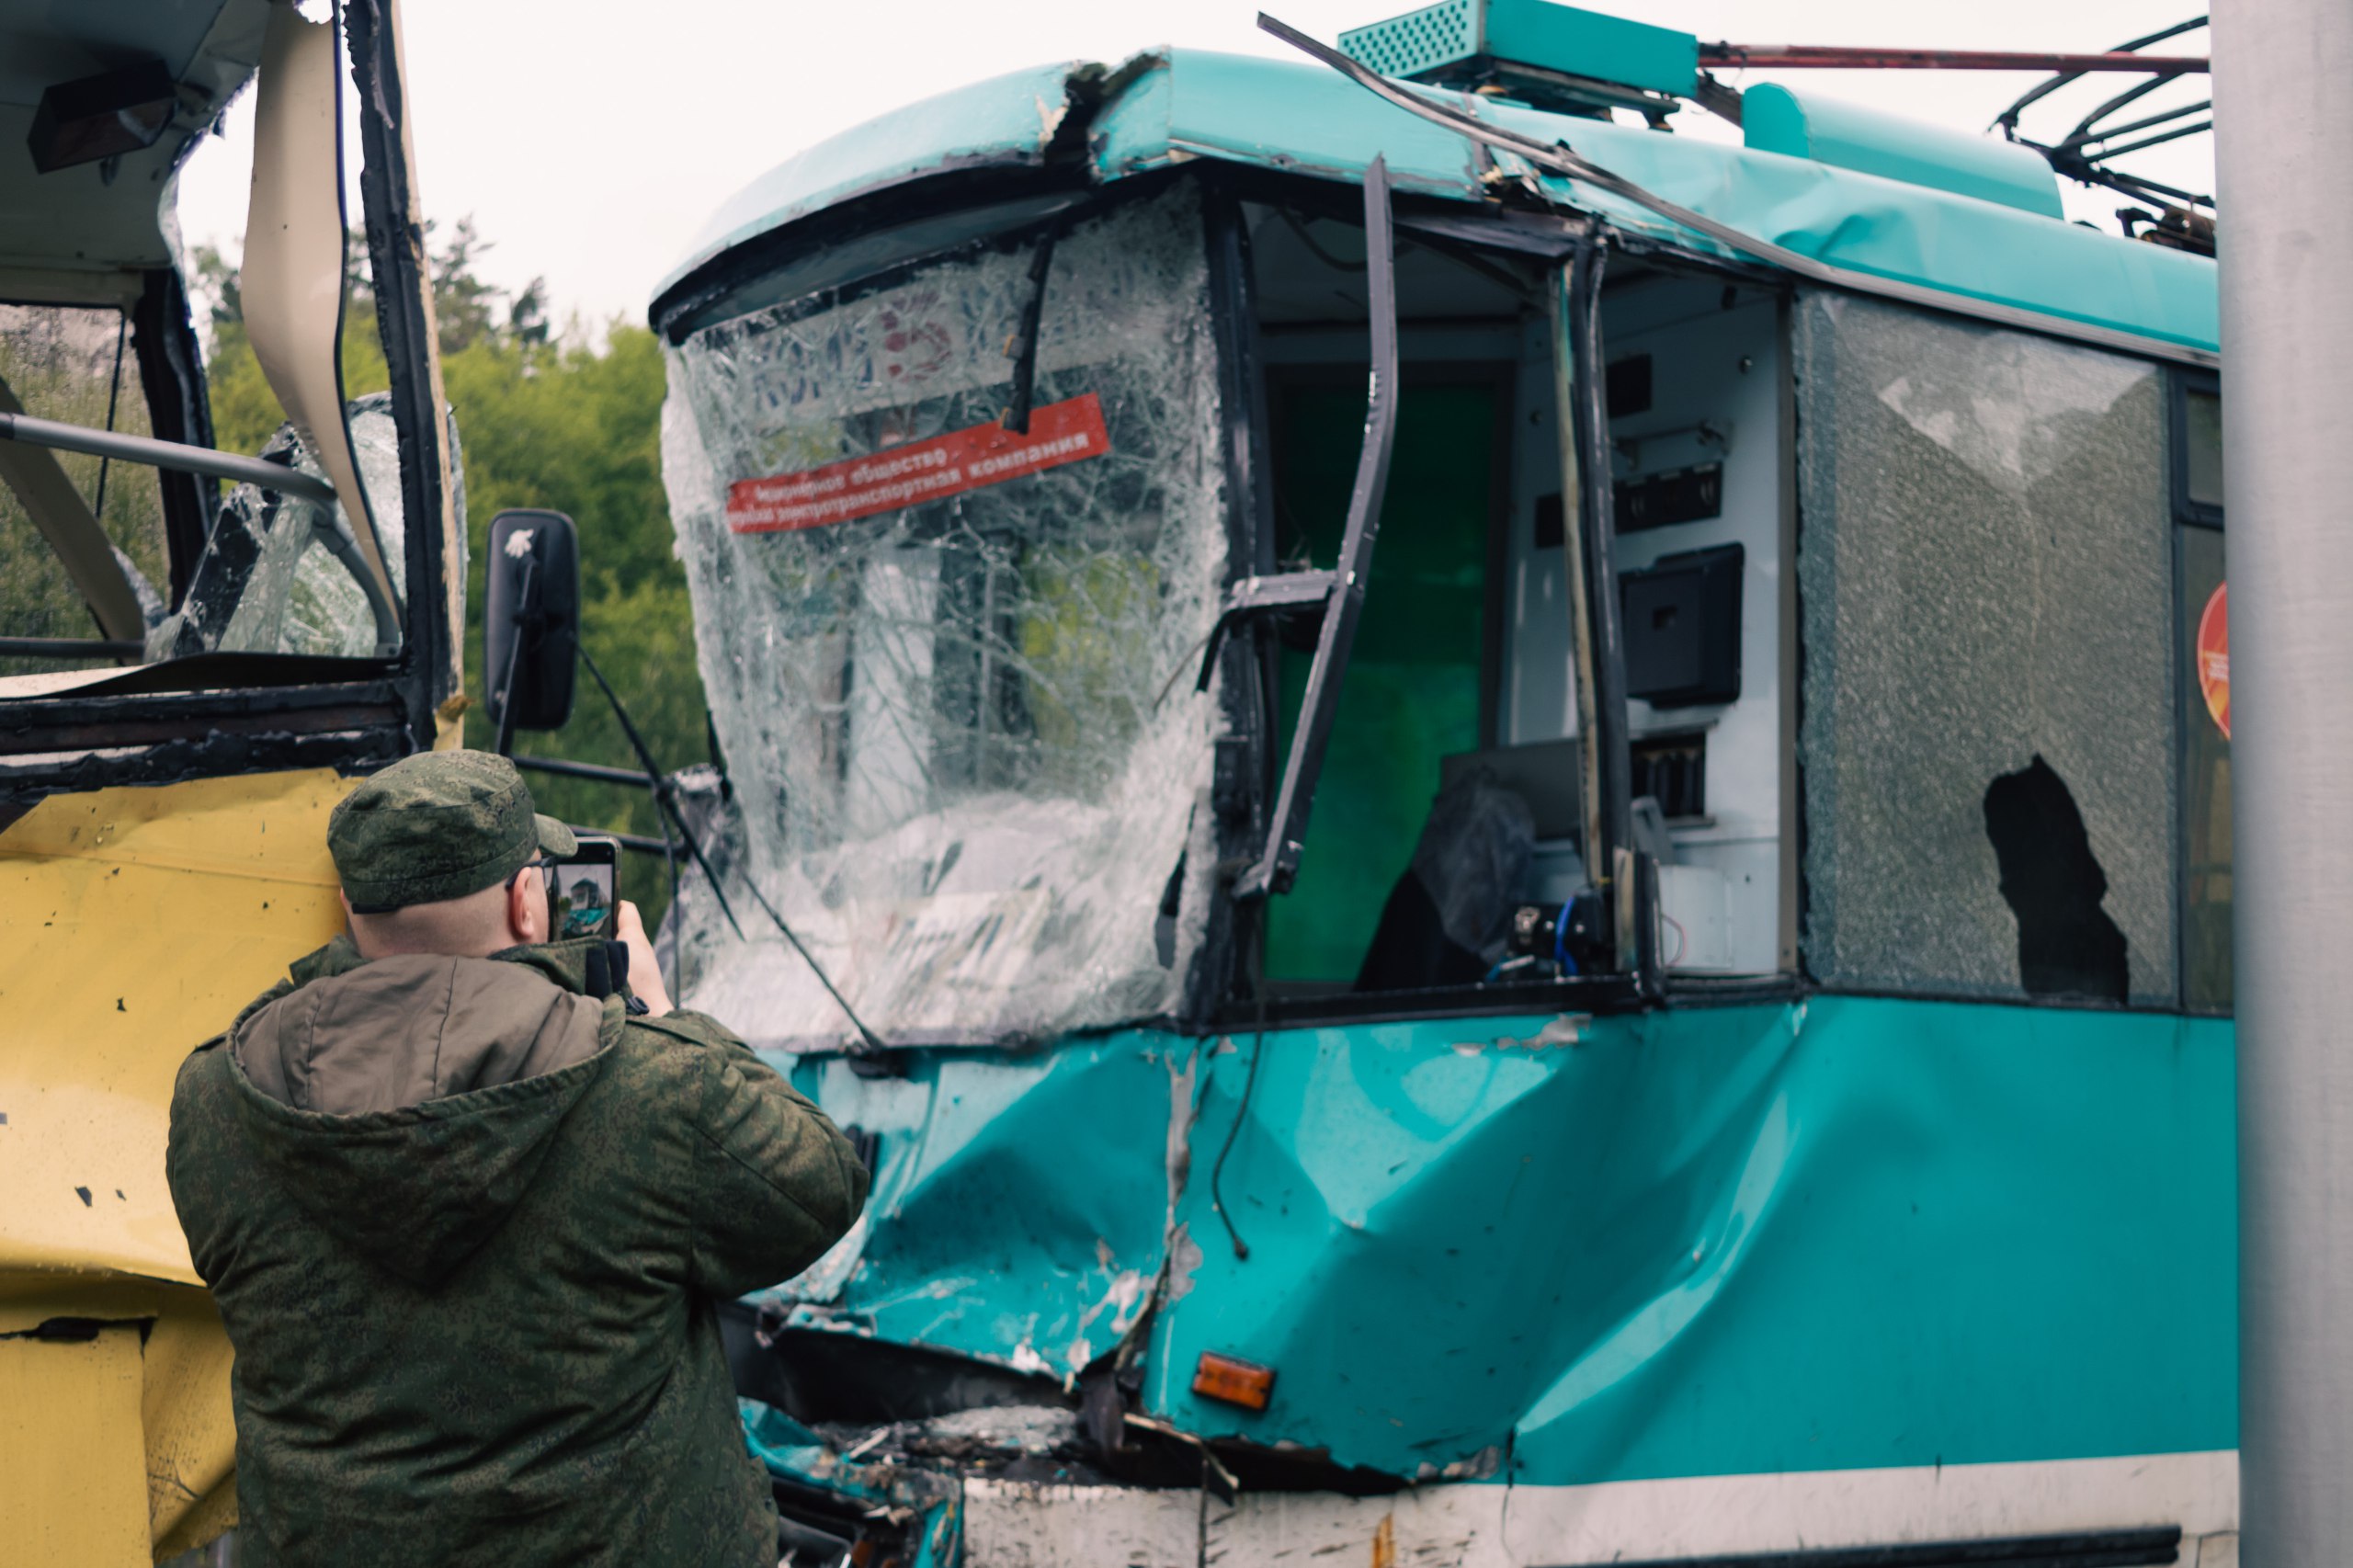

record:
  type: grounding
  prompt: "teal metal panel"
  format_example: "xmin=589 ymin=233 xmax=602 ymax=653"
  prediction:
xmin=760 ymin=995 xmax=2232 ymax=1489
xmin=1472 ymin=91 xmax=2217 ymax=352
xmin=652 ymin=62 xmax=1079 ymax=302
xmin=1339 ymin=0 xmax=1483 ymax=78
xmin=1339 ymin=0 xmax=1699 ymax=98
xmin=759 ymin=1034 xmax=1180 ymax=1376
xmin=1146 ymin=996 xmax=2234 ymax=1483
xmin=664 ymin=50 xmax=2219 ymax=356
xmin=1482 ymin=0 xmax=1699 ymax=97
xmin=1090 ymin=51 xmax=1488 ymax=200
xmin=1743 ymin=82 xmax=2064 ymax=219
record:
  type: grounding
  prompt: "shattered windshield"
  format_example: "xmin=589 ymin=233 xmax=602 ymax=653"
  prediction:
xmin=663 ymin=187 xmax=1226 ymax=1046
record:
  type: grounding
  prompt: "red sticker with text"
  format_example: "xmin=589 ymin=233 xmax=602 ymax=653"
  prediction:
xmin=2197 ymin=581 xmax=2229 ymax=739
xmin=726 ymin=393 xmax=1110 ymax=534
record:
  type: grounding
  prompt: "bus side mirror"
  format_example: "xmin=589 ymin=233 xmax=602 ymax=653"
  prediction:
xmin=484 ymin=509 xmax=580 ymax=750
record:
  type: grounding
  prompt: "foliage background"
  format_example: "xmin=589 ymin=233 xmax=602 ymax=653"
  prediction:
xmin=197 ymin=224 xmax=712 ymax=921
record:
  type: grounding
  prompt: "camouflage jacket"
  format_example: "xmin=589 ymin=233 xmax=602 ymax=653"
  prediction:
xmin=166 ymin=935 xmax=867 ymax=1567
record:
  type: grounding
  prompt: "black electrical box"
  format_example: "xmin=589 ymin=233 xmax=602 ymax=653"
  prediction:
xmin=1620 ymin=543 xmax=1742 ymax=708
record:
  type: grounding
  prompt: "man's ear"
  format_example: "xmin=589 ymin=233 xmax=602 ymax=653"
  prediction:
xmin=506 ymin=869 xmax=544 ymax=946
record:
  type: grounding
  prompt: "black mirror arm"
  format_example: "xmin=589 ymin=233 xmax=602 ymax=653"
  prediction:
xmin=491 ymin=551 xmax=537 ymax=757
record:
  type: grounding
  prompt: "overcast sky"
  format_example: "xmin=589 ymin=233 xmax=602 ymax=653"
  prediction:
xmin=174 ymin=1 xmax=2214 ymax=333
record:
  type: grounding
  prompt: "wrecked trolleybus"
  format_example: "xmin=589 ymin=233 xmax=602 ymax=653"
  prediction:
xmin=629 ymin=5 xmax=2237 ymax=1563
xmin=0 ymin=0 xmax=465 ymax=1556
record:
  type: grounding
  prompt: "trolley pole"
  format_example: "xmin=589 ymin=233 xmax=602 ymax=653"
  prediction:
xmin=2215 ymin=0 xmax=2353 ymax=1557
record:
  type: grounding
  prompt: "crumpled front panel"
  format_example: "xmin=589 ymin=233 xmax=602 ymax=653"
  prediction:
xmin=751 ymin=1000 xmax=2234 ymax=1487
xmin=663 ymin=188 xmax=1224 ymax=1047
xmin=757 ymin=1037 xmax=1182 ymax=1380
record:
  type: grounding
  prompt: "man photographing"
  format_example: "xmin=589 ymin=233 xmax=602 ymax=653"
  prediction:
xmin=168 ymin=750 xmax=867 ymax=1566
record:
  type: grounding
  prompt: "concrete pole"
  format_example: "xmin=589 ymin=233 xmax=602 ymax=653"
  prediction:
xmin=2215 ymin=0 xmax=2353 ymax=1558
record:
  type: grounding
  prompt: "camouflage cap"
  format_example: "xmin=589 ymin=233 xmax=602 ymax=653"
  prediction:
xmin=330 ymin=751 xmax=577 ymax=914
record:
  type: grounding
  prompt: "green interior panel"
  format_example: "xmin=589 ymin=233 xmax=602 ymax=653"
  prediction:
xmin=1264 ymin=380 xmax=1497 ymax=983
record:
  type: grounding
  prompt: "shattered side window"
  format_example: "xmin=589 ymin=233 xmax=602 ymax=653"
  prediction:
xmin=146 ymin=393 xmax=414 ymax=660
xmin=1795 ymin=294 xmax=2176 ymax=1005
xmin=662 ymin=187 xmax=1225 ymax=1045
xmin=0 ymin=303 xmax=168 ymax=675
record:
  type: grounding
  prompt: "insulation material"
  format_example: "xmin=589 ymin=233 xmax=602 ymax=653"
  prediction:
xmin=1793 ymin=294 xmax=2175 ymax=1002
xmin=662 ymin=188 xmax=1226 ymax=1046
xmin=148 ymin=392 xmax=410 ymax=660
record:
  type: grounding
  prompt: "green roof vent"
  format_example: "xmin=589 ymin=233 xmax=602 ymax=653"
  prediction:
xmin=1340 ymin=0 xmax=1699 ymax=117
xmin=1743 ymin=83 xmax=2065 ymax=219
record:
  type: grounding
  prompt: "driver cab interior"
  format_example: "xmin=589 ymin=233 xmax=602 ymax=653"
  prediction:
xmin=1241 ymin=191 xmax=1793 ymax=1006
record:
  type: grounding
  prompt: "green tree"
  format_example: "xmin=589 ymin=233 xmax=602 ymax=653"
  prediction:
xmin=199 ymin=222 xmax=709 ymax=922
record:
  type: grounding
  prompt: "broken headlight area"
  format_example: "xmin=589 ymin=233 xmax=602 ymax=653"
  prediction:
xmin=727 ymin=1304 xmax=1411 ymax=1562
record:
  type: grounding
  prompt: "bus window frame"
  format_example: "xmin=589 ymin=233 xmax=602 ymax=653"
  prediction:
xmin=0 ymin=0 xmax=456 ymax=800
xmin=1194 ymin=178 xmax=1671 ymax=1031
xmin=2169 ymin=368 xmax=2225 ymax=531
xmin=2170 ymin=365 xmax=2230 ymax=1015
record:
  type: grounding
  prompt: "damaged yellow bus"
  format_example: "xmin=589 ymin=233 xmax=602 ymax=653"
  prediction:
xmin=0 ymin=1 xmax=463 ymax=1557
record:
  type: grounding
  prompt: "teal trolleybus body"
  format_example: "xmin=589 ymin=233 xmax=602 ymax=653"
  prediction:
xmin=646 ymin=11 xmax=2234 ymax=1562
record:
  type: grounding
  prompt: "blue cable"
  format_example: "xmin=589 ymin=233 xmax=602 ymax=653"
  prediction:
xmin=1552 ymin=900 xmax=1578 ymax=976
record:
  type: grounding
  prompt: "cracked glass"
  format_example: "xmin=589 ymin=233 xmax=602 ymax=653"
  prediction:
xmin=662 ymin=187 xmax=1227 ymax=1046
xmin=147 ymin=393 xmax=418 ymax=661
xmin=1795 ymin=293 xmax=2177 ymax=1004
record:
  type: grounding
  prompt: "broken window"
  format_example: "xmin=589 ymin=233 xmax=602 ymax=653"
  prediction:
xmin=146 ymin=394 xmax=415 ymax=661
xmin=0 ymin=303 xmax=167 ymax=676
xmin=1794 ymin=294 xmax=2177 ymax=1005
xmin=661 ymin=187 xmax=1226 ymax=1045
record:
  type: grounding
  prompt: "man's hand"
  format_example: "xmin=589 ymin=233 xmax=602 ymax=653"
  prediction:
xmin=615 ymin=902 xmax=674 ymax=1017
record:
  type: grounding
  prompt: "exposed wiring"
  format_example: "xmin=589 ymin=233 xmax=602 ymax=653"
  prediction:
xmin=1279 ymin=206 xmax=1367 ymax=272
xmin=1552 ymin=899 xmax=1579 ymax=976
xmin=1279 ymin=205 xmax=1541 ymax=308
xmin=1152 ymin=621 xmax=1221 ymax=710
xmin=1208 ymin=1029 xmax=1264 ymax=1261
xmin=576 ymin=640 xmax=889 ymax=1055
xmin=1209 ymin=911 xmax=1267 ymax=1260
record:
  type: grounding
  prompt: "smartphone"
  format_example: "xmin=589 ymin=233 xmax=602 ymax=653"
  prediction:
xmin=548 ymin=835 xmax=620 ymax=941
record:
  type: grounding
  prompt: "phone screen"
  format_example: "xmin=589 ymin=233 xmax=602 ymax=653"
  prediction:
xmin=550 ymin=838 xmax=619 ymax=940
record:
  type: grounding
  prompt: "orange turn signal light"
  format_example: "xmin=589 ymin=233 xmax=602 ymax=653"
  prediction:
xmin=1191 ymin=1350 xmax=1276 ymax=1412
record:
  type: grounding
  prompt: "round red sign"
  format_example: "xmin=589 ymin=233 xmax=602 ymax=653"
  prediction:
xmin=2197 ymin=582 xmax=2229 ymax=739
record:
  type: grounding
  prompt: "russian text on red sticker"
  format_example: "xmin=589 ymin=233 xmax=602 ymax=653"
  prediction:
xmin=726 ymin=393 xmax=1110 ymax=534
